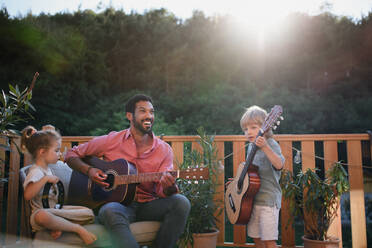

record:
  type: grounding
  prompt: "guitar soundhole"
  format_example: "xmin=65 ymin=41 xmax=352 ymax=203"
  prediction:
xmin=103 ymin=170 xmax=116 ymax=191
xmin=228 ymin=194 xmax=236 ymax=213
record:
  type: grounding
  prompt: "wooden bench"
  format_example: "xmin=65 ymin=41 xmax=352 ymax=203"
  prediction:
xmin=19 ymin=161 xmax=161 ymax=247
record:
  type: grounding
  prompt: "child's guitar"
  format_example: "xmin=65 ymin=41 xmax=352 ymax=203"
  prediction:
xmin=68 ymin=156 xmax=209 ymax=209
xmin=225 ymin=105 xmax=283 ymax=224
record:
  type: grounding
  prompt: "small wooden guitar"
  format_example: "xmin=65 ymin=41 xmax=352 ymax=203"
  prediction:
xmin=225 ymin=105 xmax=283 ymax=224
xmin=68 ymin=156 xmax=209 ymax=209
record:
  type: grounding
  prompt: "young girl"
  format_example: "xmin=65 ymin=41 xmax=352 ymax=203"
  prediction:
xmin=240 ymin=106 xmax=285 ymax=248
xmin=21 ymin=125 xmax=97 ymax=245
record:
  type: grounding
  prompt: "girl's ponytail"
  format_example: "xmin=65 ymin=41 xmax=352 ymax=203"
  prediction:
xmin=20 ymin=125 xmax=60 ymax=159
xmin=21 ymin=126 xmax=37 ymax=154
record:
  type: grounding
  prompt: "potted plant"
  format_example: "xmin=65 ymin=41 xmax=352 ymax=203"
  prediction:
xmin=177 ymin=127 xmax=223 ymax=248
xmin=280 ymin=162 xmax=349 ymax=247
xmin=1 ymin=73 xmax=37 ymax=176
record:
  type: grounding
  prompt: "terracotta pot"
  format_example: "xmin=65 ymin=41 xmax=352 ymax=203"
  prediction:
xmin=192 ymin=228 xmax=219 ymax=248
xmin=302 ymin=236 xmax=340 ymax=248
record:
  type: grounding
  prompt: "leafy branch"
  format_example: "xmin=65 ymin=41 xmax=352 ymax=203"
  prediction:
xmin=0 ymin=72 xmax=38 ymax=135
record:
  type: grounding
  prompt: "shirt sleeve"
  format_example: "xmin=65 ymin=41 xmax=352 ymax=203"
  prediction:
xmin=65 ymin=134 xmax=109 ymax=160
xmin=155 ymin=145 xmax=175 ymax=198
xmin=269 ymin=139 xmax=285 ymax=165
xmin=23 ymin=167 xmax=45 ymax=189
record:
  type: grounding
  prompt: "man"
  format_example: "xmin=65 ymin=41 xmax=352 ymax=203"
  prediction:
xmin=65 ymin=94 xmax=190 ymax=248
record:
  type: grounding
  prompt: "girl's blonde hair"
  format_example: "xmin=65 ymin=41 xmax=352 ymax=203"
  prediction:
xmin=240 ymin=105 xmax=273 ymax=138
xmin=21 ymin=125 xmax=61 ymax=158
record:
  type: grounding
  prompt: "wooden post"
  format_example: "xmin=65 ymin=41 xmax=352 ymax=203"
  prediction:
xmin=301 ymin=141 xmax=315 ymax=240
xmin=215 ymin=141 xmax=225 ymax=245
xmin=232 ymin=141 xmax=246 ymax=244
xmin=171 ymin=141 xmax=184 ymax=169
xmin=0 ymin=136 xmax=7 ymax=244
xmin=5 ymin=137 xmax=21 ymax=245
xmin=347 ymin=141 xmax=367 ymax=248
xmin=324 ymin=141 xmax=342 ymax=247
xmin=279 ymin=141 xmax=295 ymax=248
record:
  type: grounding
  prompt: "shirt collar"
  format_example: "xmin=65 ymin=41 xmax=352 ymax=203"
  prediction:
xmin=125 ymin=128 xmax=155 ymax=142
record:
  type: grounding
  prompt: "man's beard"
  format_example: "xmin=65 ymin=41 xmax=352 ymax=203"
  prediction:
xmin=133 ymin=114 xmax=153 ymax=135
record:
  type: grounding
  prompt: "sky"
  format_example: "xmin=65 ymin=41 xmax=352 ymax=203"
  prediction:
xmin=1 ymin=0 xmax=372 ymax=22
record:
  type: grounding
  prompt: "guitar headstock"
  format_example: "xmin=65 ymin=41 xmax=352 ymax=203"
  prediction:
xmin=262 ymin=105 xmax=283 ymax=133
xmin=179 ymin=167 xmax=209 ymax=181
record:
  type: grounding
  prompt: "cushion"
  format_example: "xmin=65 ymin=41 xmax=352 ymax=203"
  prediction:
xmin=130 ymin=221 xmax=161 ymax=243
xmin=32 ymin=221 xmax=161 ymax=247
xmin=33 ymin=223 xmax=110 ymax=247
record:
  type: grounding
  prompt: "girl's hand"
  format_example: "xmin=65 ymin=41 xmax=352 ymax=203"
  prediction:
xmin=46 ymin=175 xmax=60 ymax=184
xmin=255 ymin=136 xmax=268 ymax=148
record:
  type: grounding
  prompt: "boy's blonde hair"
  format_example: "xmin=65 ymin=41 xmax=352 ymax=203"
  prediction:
xmin=240 ymin=105 xmax=273 ymax=138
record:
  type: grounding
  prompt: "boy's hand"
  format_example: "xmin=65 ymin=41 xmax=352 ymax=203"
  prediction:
xmin=225 ymin=178 xmax=234 ymax=189
xmin=255 ymin=136 xmax=268 ymax=148
xmin=46 ymin=175 xmax=59 ymax=184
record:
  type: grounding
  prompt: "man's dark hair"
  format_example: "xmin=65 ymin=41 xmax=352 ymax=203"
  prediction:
xmin=125 ymin=94 xmax=153 ymax=113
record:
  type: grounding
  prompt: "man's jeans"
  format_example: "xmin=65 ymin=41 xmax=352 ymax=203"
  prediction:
xmin=98 ymin=194 xmax=191 ymax=248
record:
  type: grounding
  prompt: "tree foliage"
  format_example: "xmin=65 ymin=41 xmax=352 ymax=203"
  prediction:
xmin=1 ymin=6 xmax=372 ymax=135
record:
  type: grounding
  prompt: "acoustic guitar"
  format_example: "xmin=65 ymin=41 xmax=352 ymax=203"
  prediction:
xmin=225 ymin=105 xmax=283 ymax=224
xmin=68 ymin=156 xmax=209 ymax=209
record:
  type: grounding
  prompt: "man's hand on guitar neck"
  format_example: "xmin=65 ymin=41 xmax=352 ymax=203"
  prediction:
xmin=160 ymin=172 xmax=179 ymax=196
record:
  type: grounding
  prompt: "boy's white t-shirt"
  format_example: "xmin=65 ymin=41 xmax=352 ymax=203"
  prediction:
xmin=23 ymin=165 xmax=58 ymax=212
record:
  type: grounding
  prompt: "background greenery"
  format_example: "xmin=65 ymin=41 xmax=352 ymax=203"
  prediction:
xmin=1 ymin=7 xmax=372 ymax=136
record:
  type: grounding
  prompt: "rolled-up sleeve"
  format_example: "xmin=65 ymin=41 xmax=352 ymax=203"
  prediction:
xmin=65 ymin=134 xmax=108 ymax=160
xmin=155 ymin=145 xmax=175 ymax=198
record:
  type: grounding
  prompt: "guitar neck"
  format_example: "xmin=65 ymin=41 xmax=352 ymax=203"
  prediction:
xmin=245 ymin=129 xmax=264 ymax=166
xmin=116 ymin=171 xmax=179 ymax=185
xmin=237 ymin=130 xmax=263 ymax=189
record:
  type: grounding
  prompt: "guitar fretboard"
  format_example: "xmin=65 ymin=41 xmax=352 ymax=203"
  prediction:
xmin=116 ymin=171 xmax=179 ymax=184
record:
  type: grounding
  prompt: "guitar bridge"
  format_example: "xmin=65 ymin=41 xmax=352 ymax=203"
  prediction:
xmin=228 ymin=194 xmax=236 ymax=213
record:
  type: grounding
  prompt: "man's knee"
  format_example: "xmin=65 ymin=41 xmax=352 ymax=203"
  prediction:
xmin=98 ymin=202 xmax=131 ymax=225
xmin=171 ymin=194 xmax=191 ymax=215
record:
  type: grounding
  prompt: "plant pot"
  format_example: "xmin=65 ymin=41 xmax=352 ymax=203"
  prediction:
xmin=302 ymin=236 xmax=340 ymax=248
xmin=192 ymin=228 xmax=219 ymax=248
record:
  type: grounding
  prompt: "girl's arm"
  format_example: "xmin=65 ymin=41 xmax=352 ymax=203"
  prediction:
xmin=24 ymin=175 xmax=59 ymax=201
xmin=255 ymin=137 xmax=284 ymax=170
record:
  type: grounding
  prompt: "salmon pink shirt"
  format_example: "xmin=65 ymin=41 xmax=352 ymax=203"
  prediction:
xmin=65 ymin=128 xmax=174 ymax=202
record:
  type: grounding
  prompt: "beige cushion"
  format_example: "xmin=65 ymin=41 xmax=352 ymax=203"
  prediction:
xmin=130 ymin=221 xmax=161 ymax=243
xmin=33 ymin=223 xmax=111 ymax=247
xmin=32 ymin=221 xmax=161 ymax=247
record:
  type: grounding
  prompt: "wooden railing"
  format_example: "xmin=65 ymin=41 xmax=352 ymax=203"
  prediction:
xmin=0 ymin=134 xmax=369 ymax=247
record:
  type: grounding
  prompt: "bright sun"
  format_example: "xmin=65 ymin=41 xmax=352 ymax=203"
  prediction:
xmin=219 ymin=0 xmax=315 ymax=49
xmin=231 ymin=1 xmax=288 ymax=31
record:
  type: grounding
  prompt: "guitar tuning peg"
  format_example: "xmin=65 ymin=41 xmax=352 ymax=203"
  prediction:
xmin=194 ymin=180 xmax=198 ymax=184
xmin=187 ymin=180 xmax=192 ymax=184
xmin=273 ymin=126 xmax=277 ymax=130
xmin=280 ymin=116 xmax=284 ymax=120
xmin=196 ymin=164 xmax=199 ymax=168
xmin=276 ymin=121 xmax=280 ymax=125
